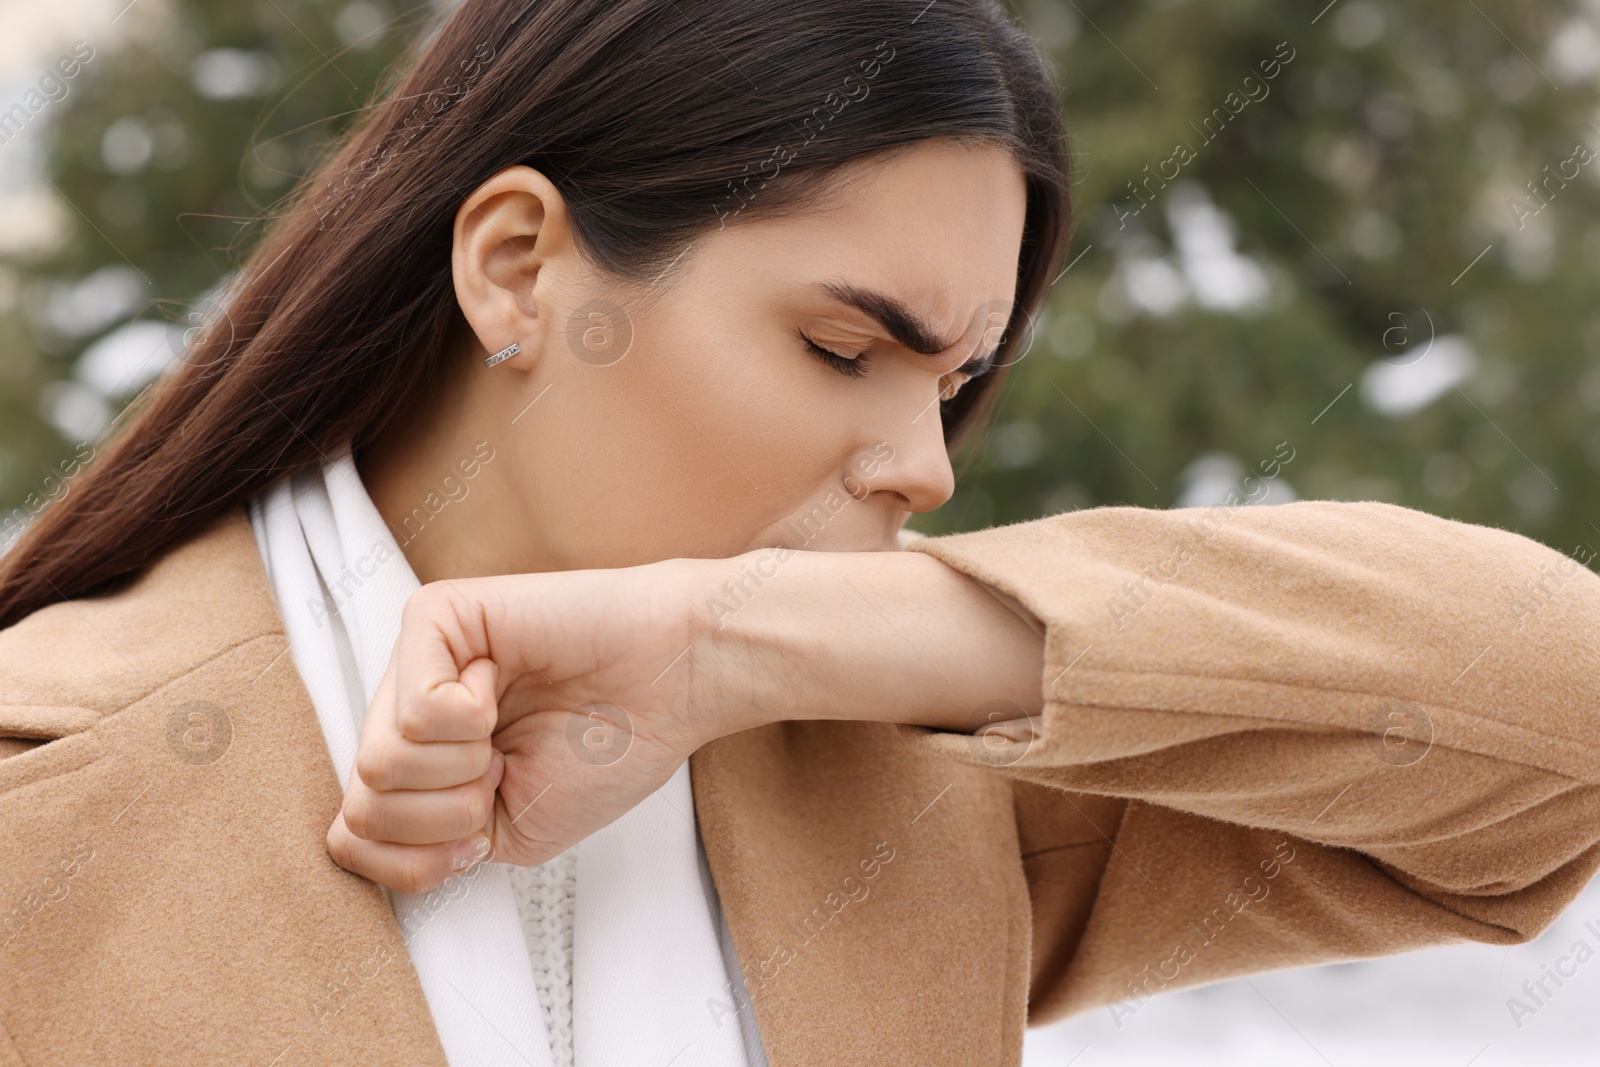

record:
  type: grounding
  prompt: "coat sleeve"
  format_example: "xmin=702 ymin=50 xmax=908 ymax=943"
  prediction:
xmin=895 ymin=499 xmax=1600 ymax=1026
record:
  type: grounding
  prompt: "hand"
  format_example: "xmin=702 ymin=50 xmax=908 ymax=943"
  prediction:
xmin=326 ymin=559 xmax=715 ymax=894
xmin=324 ymin=545 xmax=1045 ymax=894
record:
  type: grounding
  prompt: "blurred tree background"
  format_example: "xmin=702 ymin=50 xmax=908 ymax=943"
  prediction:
xmin=928 ymin=0 xmax=1600 ymax=565
xmin=2 ymin=0 xmax=1598 ymax=564
xmin=0 ymin=0 xmax=435 ymax=546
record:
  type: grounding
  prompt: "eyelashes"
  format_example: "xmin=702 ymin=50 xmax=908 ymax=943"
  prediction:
xmin=797 ymin=329 xmax=1000 ymax=397
xmin=798 ymin=330 xmax=870 ymax=379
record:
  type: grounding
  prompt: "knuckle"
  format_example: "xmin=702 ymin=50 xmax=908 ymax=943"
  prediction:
xmin=325 ymin=823 xmax=350 ymax=867
xmin=342 ymin=793 xmax=382 ymax=841
xmin=402 ymin=581 xmax=448 ymax=623
xmin=397 ymin=855 xmax=440 ymax=895
xmin=355 ymin=742 xmax=399 ymax=791
xmin=442 ymin=799 xmax=477 ymax=842
xmin=396 ymin=701 xmax=435 ymax=743
xmin=467 ymin=786 xmax=495 ymax=833
xmin=475 ymin=698 xmax=499 ymax=739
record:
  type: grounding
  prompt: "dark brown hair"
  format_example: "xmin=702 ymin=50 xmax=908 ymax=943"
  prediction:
xmin=0 ymin=0 xmax=1071 ymax=631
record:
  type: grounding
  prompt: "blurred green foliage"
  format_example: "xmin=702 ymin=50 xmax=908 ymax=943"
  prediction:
xmin=2 ymin=0 xmax=1598 ymax=565
xmin=921 ymin=0 xmax=1600 ymax=568
xmin=0 ymin=0 xmax=432 ymax=536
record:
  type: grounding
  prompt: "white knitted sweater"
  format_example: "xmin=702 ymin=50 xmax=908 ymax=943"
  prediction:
xmin=506 ymin=850 xmax=580 ymax=1066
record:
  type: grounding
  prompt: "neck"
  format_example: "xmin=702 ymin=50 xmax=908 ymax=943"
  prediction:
xmin=355 ymin=390 xmax=545 ymax=584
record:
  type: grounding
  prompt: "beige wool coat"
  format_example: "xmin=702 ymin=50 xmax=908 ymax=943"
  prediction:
xmin=3 ymin=496 xmax=1600 ymax=1065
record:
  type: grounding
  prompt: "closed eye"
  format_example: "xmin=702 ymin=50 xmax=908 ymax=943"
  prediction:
xmin=798 ymin=330 xmax=869 ymax=379
xmin=799 ymin=329 xmax=999 ymax=394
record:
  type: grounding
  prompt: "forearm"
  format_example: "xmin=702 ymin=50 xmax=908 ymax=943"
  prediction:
xmin=689 ymin=547 xmax=1046 ymax=737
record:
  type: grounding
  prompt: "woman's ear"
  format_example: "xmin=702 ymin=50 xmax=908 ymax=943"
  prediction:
xmin=451 ymin=164 xmax=581 ymax=375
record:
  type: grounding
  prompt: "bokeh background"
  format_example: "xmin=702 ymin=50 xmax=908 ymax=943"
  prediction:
xmin=0 ymin=0 xmax=1597 ymax=1063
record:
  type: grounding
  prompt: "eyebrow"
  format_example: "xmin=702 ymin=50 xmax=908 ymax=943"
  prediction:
xmin=815 ymin=280 xmax=965 ymax=357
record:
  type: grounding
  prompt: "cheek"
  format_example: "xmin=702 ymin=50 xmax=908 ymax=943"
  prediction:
xmin=527 ymin=333 xmax=850 ymax=564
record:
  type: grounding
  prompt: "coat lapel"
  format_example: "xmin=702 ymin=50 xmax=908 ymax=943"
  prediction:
xmin=0 ymin=503 xmax=1035 ymax=1066
xmin=0 ymin=505 xmax=449 ymax=1065
xmin=689 ymin=718 xmax=1033 ymax=1065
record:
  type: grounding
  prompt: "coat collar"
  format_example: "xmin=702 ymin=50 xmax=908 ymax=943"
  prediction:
xmin=0 ymin=501 xmax=1030 ymax=1065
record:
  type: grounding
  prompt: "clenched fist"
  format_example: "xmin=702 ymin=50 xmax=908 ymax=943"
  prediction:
xmin=325 ymin=558 xmax=719 ymax=894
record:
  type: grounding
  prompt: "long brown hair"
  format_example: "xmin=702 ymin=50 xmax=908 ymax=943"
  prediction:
xmin=0 ymin=0 xmax=1071 ymax=631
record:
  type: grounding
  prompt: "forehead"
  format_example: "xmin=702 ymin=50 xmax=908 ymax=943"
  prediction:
xmin=709 ymin=141 xmax=1028 ymax=343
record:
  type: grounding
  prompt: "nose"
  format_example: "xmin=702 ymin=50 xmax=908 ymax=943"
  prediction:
xmin=843 ymin=405 xmax=957 ymax=516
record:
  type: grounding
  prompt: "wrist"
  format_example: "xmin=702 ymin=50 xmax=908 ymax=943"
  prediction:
xmin=679 ymin=548 xmax=804 ymax=742
xmin=683 ymin=545 xmax=1045 ymax=739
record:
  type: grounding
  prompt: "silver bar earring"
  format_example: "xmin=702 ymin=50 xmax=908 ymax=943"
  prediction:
xmin=484 ymin=341 xmax=520 ymax=367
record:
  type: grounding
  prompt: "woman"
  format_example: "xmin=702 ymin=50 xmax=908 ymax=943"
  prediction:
xmin=1 ymin=1 xmax=1598 ymax=1065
